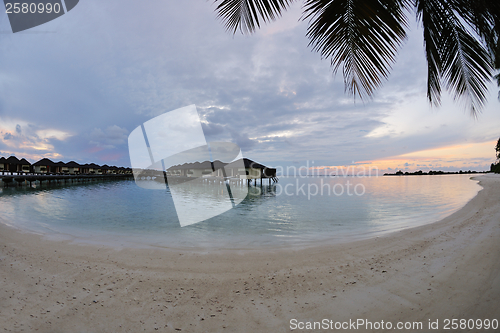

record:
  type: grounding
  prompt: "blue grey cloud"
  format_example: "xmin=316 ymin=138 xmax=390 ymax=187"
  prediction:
xmin=0 ymin=0 xmax=498 ymax=170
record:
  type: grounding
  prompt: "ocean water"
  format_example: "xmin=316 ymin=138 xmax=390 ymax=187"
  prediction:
xmin=0 ymin=175 xmax=481 ymax=249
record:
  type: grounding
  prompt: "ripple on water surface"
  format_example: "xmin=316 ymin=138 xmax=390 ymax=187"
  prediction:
xmin=0 ymin=175 xmax=481 ymax=249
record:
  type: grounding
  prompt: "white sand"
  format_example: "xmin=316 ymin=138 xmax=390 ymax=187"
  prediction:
xmin=0 ymin=175 xmax=499 ymax=332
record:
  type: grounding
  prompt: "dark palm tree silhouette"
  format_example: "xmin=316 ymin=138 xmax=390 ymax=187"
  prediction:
xmin=495 ymin=137 xmax=500 ymax=160
xmin=213 ymin=0 xmax=500 ymax=116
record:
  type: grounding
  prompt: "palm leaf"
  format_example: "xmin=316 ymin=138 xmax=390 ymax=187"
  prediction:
xmin=421 ymin=0 xmax=493 ymax=116
xmin=453 ymin=0 xmax=499 ymax=59
xmin=452 ymin=0 xmax=500 ymax=100
xmin=416 ymin=0 xmax=445 ymax=106
xmin=214 ymin=0 xmax=296 ymax=34
xmin=495 ymin=73 xmax=500 ymax=99
xmin=212 ymin=0 xmax=498 ymax=113
xmin=303 ymin=0 xmax=410 ymax=99
xmin=441 ymin=26 xmax=492 ymax=115
xmin=444 ymin=30 xmax=491 ymax=115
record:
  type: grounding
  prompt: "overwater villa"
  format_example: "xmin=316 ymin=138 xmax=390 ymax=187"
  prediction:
xmin=0 ymin=156 xmax=32 ymax=173
xmin=54 ymin=161 xmax=67 ymax=174
xmin=65 ymin=161 xmax=81 ymax=174
xmin=87 ymin=163 xmax=102 ymax=174
xmin=1 ymin=156 xmax=132 ymax=175
xmin=33 ymin=158 xmax=55 ymax=173
xmin=166 ymin=158 xmax=278 ymax=183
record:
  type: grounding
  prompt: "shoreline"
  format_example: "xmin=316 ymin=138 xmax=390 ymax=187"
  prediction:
xmin=1 ymin=174 xmax=499 ymax=332
xmin=0 ymin=174 xmax=482 ymax=252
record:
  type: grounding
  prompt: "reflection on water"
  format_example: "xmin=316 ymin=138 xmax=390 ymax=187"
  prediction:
xmin=168 ymin=179 xmax=248 ymax=227
xmin=0 ymin=175 xmax=481 ymax=248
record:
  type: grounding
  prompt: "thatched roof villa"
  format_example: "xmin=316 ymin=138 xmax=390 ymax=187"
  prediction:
xmin=166 ymin=158 xmax=277 ymax=181
xmin=2 ymin=156 xmax=132 ymax=175
xmin=1 ymin=156 xmax=32 ymax=173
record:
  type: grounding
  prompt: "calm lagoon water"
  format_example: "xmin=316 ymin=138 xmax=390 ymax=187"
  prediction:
xmin=0 ymin=175 xmax=481 ymax=249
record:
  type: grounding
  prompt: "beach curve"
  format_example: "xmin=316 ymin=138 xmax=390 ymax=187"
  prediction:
xmin=0 ymin=174 xmax=499 ymax=332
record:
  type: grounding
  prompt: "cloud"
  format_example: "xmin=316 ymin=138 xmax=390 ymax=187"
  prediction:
xmin=228 ymin=129 xmax=256 ymax=151
xmin=89 ymin=125 xmax=128 ymax=149
xmin=0 ymin=117 xmax=73 ymax=161
xmin=201 ymin=121 xmax=226 ymax=138
xmin=0 ymin=0 xmax=498 ymax=169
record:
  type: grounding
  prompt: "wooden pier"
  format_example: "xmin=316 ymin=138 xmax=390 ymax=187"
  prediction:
xmin=146 ymin=157 xmax=280 ymax=186
xmin=0 ymin=173 xmax=133 ymax=187
xmin=0 ymin=155 xmax=134 ymax=187
xmin=146 ymin=174 xmax=276 ymax=186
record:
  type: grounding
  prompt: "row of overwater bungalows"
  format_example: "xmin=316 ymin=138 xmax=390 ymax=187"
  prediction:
xmin=165 ymin=158 xmax=277 ymax=180
xmin=0 ymin=156 xmax=132 ymax=175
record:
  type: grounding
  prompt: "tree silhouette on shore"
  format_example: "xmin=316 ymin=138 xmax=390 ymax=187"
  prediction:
xmin=490 ymin=137 xmax=500 ymax=173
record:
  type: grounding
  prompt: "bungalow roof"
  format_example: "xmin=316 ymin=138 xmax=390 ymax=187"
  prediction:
xmin=5 ymin=156 xmax=21 ymax=164
xmin=33 ymin=158 xmax=56 ymax=166
xmin=65 ymin=161 xmax=81 ymax=168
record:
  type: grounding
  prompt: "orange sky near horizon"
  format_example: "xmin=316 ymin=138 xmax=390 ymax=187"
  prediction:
xmin=312 ymin=140 xmax=497 ymax=174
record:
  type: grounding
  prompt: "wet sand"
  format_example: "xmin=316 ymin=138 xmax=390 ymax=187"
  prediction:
xmin=0 ymin=174 xmax=499 ymax=332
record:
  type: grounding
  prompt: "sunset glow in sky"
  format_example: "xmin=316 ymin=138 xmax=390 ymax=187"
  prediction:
xmin=357 ymin=140 xmax=497 ymax=173
xmin=0 ymin=1 xmax=498 ymax=172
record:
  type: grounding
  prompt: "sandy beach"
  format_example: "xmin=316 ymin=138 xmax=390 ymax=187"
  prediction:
xmin=0 ymin=174 xmax=499 ymax=332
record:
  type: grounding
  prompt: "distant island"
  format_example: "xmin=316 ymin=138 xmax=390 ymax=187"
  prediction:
xmin=384 ymin=170 xmax=488 ymax=176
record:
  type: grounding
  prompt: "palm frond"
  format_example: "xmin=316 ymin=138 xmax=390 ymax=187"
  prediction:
xmin=416 ymin=0 xmax=445 ymax=106
xmin=452 ymin=0 xmax=500 ymax=100
xmin=416 ymin=0 xmax=494 ymax=116
xmin=495 ymin=72 xmax=500 ymax=100
xmin=441 ymin=25 xmax=492 ymax=116
xmin=214 ymin=0 xmax=296 ymax=34
xmin=452 ymin=0 xmax=500 ymax=60
xmin=212 ymin=0 xmax=498 ymax=114
xmin=302 ymin=0 xmax=410 ymax=99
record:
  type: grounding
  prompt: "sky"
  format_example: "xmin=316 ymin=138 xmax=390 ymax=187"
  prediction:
xmin=0 ymin=0 xmax=498 ymax=173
